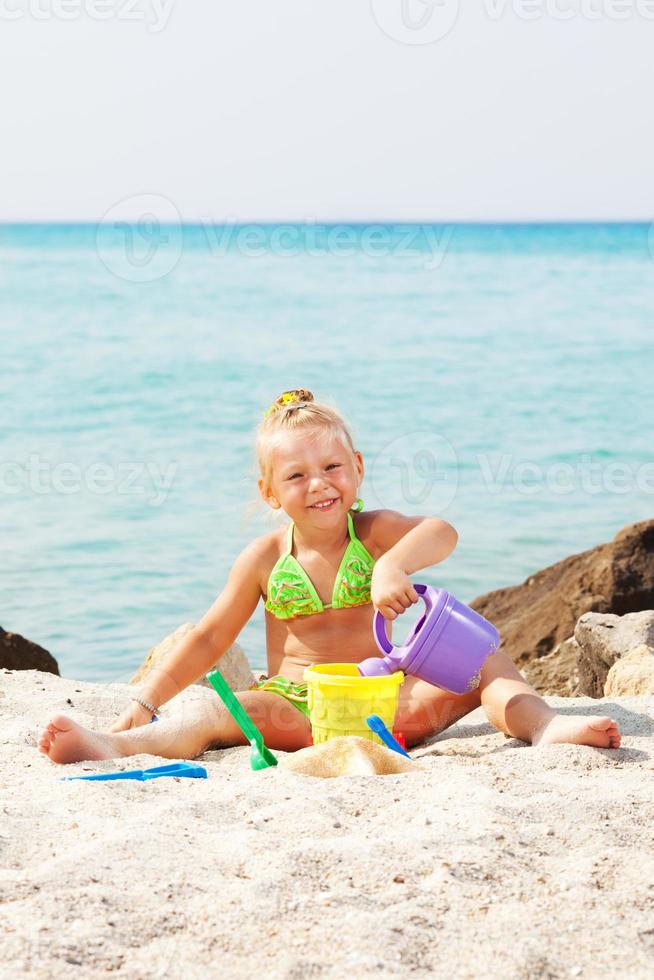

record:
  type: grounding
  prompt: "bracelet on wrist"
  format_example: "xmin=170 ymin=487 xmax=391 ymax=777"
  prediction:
xmin=131 ymin=695 xmax=159 ymax=717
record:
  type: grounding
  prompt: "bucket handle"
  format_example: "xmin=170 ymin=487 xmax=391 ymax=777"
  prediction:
xmin=373 ymin=582 xmax=432 ymax=655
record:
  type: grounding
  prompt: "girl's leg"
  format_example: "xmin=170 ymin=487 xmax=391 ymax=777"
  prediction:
xmin=38 ymin=690 xmax=311 ymax=765
xmin=394 ymin=650 xmax=621 ymax=750
xmin=395 ymin=675 xmax=482 ymax=748
xmin=479 ymin=650 xmax=621 ymax=748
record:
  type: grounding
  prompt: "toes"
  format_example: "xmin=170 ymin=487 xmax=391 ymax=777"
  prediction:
xmin=38 ymin=716 xmax=76 ymax=758
xmin=607 ymin=728 xmax=621 ymax=748
xmin=584 ymin=717 xmax=622 ymax=749
xmin=608 ymin=728 xmax=621 ymax=746
xmin=49 ymin=714 xmax=73 ymax=732
xmin=590 ymin=718 xmax=615 ymax=734
xmin=45 ymin=715 xmax=72 ymax=738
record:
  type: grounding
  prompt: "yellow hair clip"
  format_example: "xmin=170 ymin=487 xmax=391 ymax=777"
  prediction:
xmin=263 ymin=391 xmax=308 ymax=418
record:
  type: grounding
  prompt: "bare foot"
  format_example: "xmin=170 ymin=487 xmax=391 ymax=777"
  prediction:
xmin=38 ymin=714 xmax=121 ymax=765
xmin=532 ymin=714 xmax=621 ymax=749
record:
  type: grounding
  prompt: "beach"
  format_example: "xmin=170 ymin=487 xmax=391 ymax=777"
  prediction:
xmin=3 ymin=667 xmax=653 ymax=979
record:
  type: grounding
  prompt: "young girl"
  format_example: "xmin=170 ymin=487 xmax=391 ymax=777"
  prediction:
xmin=39 ymin=388 xmax=621 ymax=764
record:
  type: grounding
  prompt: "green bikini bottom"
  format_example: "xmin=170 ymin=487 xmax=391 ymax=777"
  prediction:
xmin=249 ymin=674 xmax=310 ymax=719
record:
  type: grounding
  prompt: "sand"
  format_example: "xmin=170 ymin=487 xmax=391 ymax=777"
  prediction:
xmin=2 ymin=667 xmax=654 ymax=979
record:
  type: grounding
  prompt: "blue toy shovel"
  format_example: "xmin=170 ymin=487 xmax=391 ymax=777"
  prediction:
xmin=366 ymin=714 xmax=412 ymax=759
xmin=61 ymin=762 xmax=207 ymax=782
xmin=206 ymin=669 xmax=278 ymax=770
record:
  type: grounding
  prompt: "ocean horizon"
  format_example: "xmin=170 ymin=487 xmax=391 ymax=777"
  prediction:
xmin=1 ymin=222 xmax=652 ymax=682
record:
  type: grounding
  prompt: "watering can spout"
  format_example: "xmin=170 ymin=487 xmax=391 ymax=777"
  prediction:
xmin=357 ymin=656 xmax=396 ymax=678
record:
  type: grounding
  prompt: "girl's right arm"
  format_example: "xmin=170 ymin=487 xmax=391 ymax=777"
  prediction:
xmin=109 ymin=538 xmax=266 ymax=732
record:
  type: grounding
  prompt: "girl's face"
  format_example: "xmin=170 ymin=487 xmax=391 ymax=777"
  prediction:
xmin=262 ymin=428 xmax=363 ymax=522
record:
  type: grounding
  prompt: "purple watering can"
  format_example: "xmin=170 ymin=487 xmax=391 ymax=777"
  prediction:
xmin=358 ymin=584 xmax=500 ymax=694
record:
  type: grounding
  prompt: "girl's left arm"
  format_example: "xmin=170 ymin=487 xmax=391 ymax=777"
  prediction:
xmin=375 ymin=514 xmax=458 ymax=575
xmin=369 ymin=512 xmax=458 ymax=620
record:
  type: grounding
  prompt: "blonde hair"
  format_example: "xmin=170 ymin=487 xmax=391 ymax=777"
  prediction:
xmin=254 ymin=388 xmax=358 ymax=502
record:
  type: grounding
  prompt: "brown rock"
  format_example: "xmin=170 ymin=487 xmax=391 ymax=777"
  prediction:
xmin=610 ymin=520 xmax=654 ymax=613
xmin=575 ymin=610 xmax=654 ymax=697
xmin=604 ymin=644 xmax=654 ymax=697
xmin=0 ymin=627 xmax=59 ymax=674
xmin=523 ymin=636 xmax=580 ymax=697
xmin=131 ymin=623 xmax=255 ymax=692
xmin=470 ymin=519 xmax=654 ymax=688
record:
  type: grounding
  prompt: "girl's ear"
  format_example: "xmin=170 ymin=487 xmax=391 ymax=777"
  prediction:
xmin=258 ymin=477 xmax=281 ymax=509
xmin=354 ymin=449 xmax=364 ymax=484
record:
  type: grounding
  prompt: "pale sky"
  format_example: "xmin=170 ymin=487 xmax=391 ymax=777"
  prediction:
xmin=1 ymin=1 xmax=653 ymax=221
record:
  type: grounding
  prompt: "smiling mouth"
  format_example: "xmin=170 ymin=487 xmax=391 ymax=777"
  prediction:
xmin=309 ymin=497 xmax=339 ymax=510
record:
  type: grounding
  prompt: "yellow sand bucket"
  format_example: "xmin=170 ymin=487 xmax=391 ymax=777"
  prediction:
xmin=304 ymin=663 xmax=404 ymax=745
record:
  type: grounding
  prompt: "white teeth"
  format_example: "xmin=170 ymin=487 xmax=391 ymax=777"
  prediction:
xmin=312 ymin=498 xmax=336 ymax=509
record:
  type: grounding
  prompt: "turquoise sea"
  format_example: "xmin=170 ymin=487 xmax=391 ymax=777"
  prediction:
xmin=1 ymin=222 xmax=652 ymax=682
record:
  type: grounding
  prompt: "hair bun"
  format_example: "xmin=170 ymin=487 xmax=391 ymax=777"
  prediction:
xmin=264 ymin=388 xmax=314 ymax=418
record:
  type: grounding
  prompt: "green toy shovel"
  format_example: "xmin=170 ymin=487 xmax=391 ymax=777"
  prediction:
xmin=206 ymin=669 xmax=278 ymax=771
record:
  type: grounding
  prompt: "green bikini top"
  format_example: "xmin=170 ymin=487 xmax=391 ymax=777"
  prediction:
xmin=265 ymin=508 xmax=375 ymax=620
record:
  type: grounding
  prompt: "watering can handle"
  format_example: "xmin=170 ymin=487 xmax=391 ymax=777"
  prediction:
xmin=373 ymin=582 xmax=431 ymax=655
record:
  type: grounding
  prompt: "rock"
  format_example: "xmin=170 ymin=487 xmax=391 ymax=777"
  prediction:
xmin=130 ymin=623 xmax=255 ymax=692
xmin=575 ymin=610 xmax=654 ymax=697
xmin=611 ymin=520 xmax=654 ymax=612
xmin=523 ymin=636 xmax=581 ymax=696
xmin=604 ymin=644 xmax=654 ymax=696
xmin=470 ymin=518 xmax=654 ymax=687
xmin=0 ymin=627 xmax=59 ymax=674
xmin=532 ymin=610 xmax=654 ymax=698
